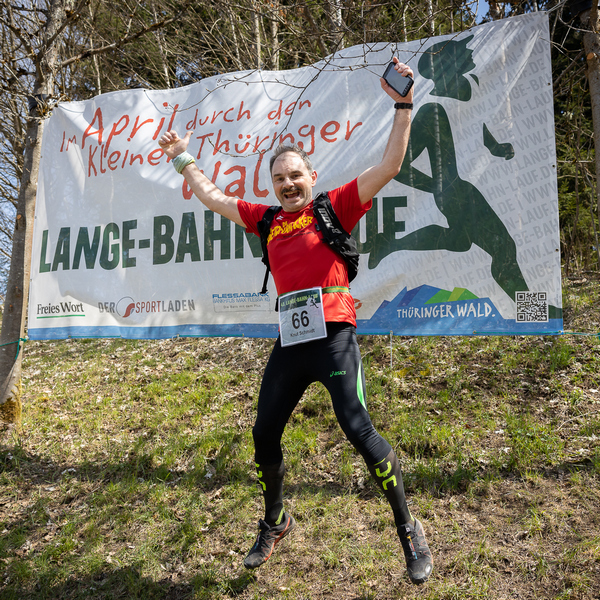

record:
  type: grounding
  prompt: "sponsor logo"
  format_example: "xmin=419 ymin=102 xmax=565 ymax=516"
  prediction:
xmin=395 ymin=302 xmax=493 ymax=320
xmin=330 ymin=370 xmax=347 ymax=377
xmin=98 ymin=296 xmax=196 ymax=318
xmin=212 ymin=291 xmax=270 ymax=313
xmin=36 ymin=301 xmax=85 ymax=319
xmin=212 ymin=292 xmax=268 ymax=301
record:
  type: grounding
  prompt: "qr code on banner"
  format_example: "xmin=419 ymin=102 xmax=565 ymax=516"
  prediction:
xmin=516 ymin=292 xmax=548 ymax=322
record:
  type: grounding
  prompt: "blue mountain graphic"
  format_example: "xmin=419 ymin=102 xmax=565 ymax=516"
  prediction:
xmin=356 ymin=285 xmax=560 ymax=335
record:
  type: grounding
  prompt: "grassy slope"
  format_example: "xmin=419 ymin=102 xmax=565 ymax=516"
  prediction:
xmin=1 ymin=275 xmax=599 ymax=599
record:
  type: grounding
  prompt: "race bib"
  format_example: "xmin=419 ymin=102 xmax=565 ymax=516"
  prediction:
xmin=278 ymin=287 xmax=327 ymax=347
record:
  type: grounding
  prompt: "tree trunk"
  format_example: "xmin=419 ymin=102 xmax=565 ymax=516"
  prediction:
xmin=270 ymin=0 xmax=279 ymax=70
xmin=0 ymin=103 xmax=44 ymax=430
xmin=0 ymin=0 xmax=72 ymax=429
xmin=253 ymin=0 xmax=262 ymax=69
xmin=581 ymin=6 xmax=600 ymax=269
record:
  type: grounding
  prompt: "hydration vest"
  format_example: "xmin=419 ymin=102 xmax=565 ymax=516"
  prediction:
xmin=257 ymin=191 xmax=360 ymax=295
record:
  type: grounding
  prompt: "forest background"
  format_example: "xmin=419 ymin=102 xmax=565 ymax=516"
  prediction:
xmin=0 ymin=0 xmax=598 ymax=293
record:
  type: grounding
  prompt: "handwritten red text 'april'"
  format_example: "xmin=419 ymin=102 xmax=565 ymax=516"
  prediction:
xmin=58 ymin=99 xmax=363 ymax=200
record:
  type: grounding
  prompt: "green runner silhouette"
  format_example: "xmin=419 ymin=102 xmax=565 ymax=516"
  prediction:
xmin=369 ymin=36 xmax=529 ymax=303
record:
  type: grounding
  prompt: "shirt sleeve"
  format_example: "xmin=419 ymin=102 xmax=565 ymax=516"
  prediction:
xmin=327 ymin=178 xmax=372 ymax=233
xmin=237 ymin=199 xmax=271 ymax=236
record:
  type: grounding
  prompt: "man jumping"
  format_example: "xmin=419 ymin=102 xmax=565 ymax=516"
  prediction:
xmin=159 ymin=58 xmax=433 ymax=585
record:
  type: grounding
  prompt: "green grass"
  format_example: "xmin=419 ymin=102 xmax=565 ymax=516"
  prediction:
xmin=1 ymin=276 xmax=600 ymax=598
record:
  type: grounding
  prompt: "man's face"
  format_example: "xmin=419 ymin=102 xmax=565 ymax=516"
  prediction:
xmin=271 ymin=151 xmax=317 ymax=213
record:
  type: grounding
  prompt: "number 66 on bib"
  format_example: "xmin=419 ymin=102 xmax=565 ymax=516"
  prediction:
xmin=278 ymin=287 xmax=327 ymax=347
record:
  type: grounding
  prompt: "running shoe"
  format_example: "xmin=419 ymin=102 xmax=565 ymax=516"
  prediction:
xmin=243 ymin=513 xmax=296 ymax=569
xmin=397 ymin=518 xmax=433 ymax=584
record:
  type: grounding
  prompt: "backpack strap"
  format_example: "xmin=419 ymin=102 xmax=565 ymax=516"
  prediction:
xmin=257 ymin=205 xmax=282 ymax=294
xmin=312 ymin=191 xmax=360 ymax=283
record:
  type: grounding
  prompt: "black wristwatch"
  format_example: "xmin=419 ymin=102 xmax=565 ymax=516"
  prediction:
xmin=394 ymin=102 xmax=413 ymax=110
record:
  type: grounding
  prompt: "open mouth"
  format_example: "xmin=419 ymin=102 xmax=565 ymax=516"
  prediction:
xmin=283 ymin=188 xmax=301 ymax=201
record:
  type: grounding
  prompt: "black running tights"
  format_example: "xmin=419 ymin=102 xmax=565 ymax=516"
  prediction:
xmin=252 ymin=322 xmax=412 ymax=526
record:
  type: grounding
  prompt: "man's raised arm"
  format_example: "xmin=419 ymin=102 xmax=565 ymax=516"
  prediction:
xmin=356 ymin=59 xmax=414 ymax=204
xmin=159 ymin=130 xmax=245 ymax=227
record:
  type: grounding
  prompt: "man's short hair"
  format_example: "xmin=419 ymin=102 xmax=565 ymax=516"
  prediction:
xmin=269 ymin=144 xmax=314 ymax=175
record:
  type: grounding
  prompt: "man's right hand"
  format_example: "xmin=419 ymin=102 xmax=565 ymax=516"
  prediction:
xmin=159 ymin=130 xmax=193 ymax=159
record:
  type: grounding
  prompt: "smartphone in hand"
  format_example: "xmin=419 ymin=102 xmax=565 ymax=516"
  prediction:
xmin=383 ymin=63 xmax=414 ymax=97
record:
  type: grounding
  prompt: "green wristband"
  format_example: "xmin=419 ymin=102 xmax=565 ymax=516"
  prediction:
xmin=172 ymin=151 xmax=195 ymax=174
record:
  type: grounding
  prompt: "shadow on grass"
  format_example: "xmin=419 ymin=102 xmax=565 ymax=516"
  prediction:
xmin=2 ymin=438 xmax=598 ymax=507
xmin=191 ymin=567 xmax=257 ymax=599
xmin=1 ymin=565 xmax=195 ymax=600
xmin=5 ymin=565 xmax=257 ymax=600
xmin=2 ymin=443 xmax=598 ymax=600
xmin=0 ymin=431 xmax=252 ymax=493
xmin=400 ymin=455 xmax=600 ymax=498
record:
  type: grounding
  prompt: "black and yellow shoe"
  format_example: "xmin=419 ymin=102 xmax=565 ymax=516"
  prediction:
xmin=398 ymin=518 xmax=433 ymax=584
xmin=243 ymin=513 xmax=296 ymax=569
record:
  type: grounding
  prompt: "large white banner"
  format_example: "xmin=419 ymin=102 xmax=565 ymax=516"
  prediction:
xmin=29 ymin=12 xmax=562 ymax=340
